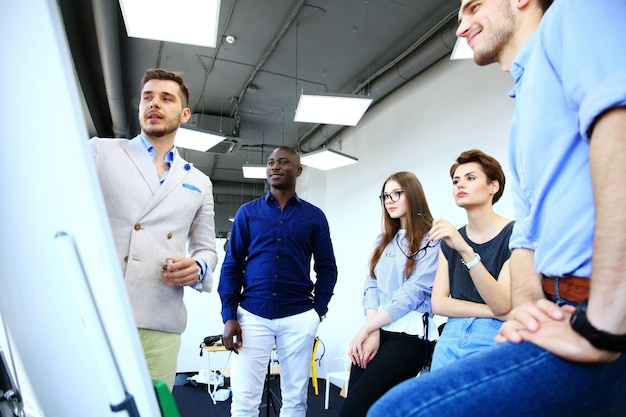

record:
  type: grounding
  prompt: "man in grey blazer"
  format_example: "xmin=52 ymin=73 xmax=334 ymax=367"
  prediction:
xmin=89 ymin=68 xmax=218 ymax=390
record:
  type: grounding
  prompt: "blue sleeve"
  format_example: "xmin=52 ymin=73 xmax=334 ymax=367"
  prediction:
xmin=217 ymin=204 xmax=249 ymax=322
xmin=543 ymin=0 xmax=626 ymax=141
xmin=362 ymin=274 xmax=379 ymax=313
xmin=311 ymin=210 xmax=338 ymax=315
xmin=508 ymin=168 xmax=534 ymax=251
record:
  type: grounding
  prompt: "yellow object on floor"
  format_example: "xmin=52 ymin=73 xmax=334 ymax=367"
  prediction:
xmin=311 ymin=337 xmax=321 ymax=395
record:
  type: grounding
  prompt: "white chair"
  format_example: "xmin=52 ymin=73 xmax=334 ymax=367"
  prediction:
xmin=324 ymin=356 xmax=351 ymax=409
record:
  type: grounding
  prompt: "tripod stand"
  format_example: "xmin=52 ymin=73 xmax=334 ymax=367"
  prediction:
xmin=262 ymin=360 xmax=281 ymax=416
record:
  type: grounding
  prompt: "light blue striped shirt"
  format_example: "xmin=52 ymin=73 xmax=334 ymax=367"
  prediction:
xmin=362 ymin=231 xmax=438 ymax=336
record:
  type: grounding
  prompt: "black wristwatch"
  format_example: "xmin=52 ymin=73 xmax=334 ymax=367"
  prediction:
xmin=570 ymin=299 xmax=626 ymax=352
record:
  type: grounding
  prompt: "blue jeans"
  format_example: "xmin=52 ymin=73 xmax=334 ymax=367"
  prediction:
xmin=430 ymin=317 xmax=502 ymax=370
xmin=367 ymin=341 xmax=626 ymax=416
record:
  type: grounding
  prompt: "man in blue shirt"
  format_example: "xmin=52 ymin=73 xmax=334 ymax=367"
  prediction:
xmin=219 ymin=146 xmax=338 ymax=417
xmin=367 ymin=0 xmax=626 ymax=415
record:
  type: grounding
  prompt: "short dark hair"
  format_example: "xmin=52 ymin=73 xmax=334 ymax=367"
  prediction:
xmin=270 ymin=146 xmax=301 ymax=167
xmin=450 ymin=149 xmax=505 ymax=204
xmin=141 ymin=68 xmax=190 ymax=108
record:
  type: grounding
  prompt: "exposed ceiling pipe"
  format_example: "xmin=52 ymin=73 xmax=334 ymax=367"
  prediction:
xmin=76 ymin=77 xmax=98 ymax=135
xmin=92 ymin=0 xmax=128 ymax=138
xmin=229 ymin=0 xmax=306 ymax=118
xmin=192 ymin=0 xmax=238 ymax=111
xmin=297 ymin=17 xmax=459 ymax=153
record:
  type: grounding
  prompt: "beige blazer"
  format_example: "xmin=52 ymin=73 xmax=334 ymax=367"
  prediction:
xmin=89 ymin=136 xmax=217 ymax=333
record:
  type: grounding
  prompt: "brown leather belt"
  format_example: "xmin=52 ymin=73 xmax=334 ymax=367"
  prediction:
xmin=542 ymin=276 xmax=589 ymax=304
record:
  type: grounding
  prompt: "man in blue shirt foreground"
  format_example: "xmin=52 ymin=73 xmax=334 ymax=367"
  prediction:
xmin=219 ymin=146 xmax=338 ymax=417
xmin=368 ymin=0 xmax=626 ymax=415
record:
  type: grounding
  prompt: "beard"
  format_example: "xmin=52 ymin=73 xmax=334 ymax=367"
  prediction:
xmin=473 ymin=3 xmax=516 ymax=66
xmin=139 ymin=118 xmax=180 ymax=138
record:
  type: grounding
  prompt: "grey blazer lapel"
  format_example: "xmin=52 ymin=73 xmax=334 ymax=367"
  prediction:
xmin=140 ymin=151 xmax=191 ymax=216
xmin=159 ymin=155 xmax=188 ymax=197
xmin=124 ymin=136 xmax=160 ymax=196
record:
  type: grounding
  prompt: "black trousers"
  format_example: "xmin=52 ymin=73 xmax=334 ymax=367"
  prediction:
xmin=339 ymin=330 xmax=427 ymax=417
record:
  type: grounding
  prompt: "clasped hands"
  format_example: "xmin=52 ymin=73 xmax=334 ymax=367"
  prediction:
xmin=495 ymin=298 xmax=620 ymax=363
xmin=348 ymin=328 xmax=380 ymax=369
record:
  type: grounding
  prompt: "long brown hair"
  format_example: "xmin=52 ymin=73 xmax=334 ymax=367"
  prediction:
xmin=369 ymin=172 xmax=433 ymax=279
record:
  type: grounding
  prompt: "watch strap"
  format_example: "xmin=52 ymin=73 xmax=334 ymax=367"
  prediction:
xmin=462 ymin=253 xmax=481 ymax=270
xmin=570 ymin=299 xmax=626 ymax=352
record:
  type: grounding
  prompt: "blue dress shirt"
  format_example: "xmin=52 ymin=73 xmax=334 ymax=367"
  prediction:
xmin=218 ymin=192 xmax=338 ymax=322
xmin=507 ymin=0 xmax=626 ymax=277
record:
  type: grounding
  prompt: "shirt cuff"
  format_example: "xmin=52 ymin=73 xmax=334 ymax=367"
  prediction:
xmin=195 ymin=259 xmax=207 ymax=281
xmin=191 ymin=259 xmax=207 ymax=289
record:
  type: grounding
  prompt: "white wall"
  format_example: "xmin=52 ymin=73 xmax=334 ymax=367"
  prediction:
xmin=305 ymin=57 xmax=516 ymax=377
xmin=177 ymin=238 xmax=229 ymax=372
xmin=178 ymin=57 xmax=516 ymax=379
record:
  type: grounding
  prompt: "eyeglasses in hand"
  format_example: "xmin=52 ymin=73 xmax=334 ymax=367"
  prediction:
xmin=397 ymin=237 xmax=438 ymax=261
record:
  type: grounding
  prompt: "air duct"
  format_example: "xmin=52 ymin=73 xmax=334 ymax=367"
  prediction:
xmin=92 ymin=0 xmax=128 ymax=137
xmin=187 ymin=113 xmax=237 ymax=137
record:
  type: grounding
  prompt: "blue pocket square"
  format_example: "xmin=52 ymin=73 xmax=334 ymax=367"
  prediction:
xmin=182 ymin=183 xmax=201 ymax=193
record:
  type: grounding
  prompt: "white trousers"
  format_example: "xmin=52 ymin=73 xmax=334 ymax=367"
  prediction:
xmin=230 ymin=307 xmax=320 ymax=417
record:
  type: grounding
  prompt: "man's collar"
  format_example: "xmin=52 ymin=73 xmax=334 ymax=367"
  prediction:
xmin=264 ymin=191 xmax=301 ymax=204
xmin=139 ymin=134 xmax=176 ymax=161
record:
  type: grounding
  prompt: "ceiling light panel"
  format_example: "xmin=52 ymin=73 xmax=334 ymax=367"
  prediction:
xmin=175 ymin=127 xmax=225 ymax=152
xmin=242 ymin=164 xmax=267 ymax=179
xmin=294 ymin=94 xmax=373 ymax=126
xmin=450 ymin=37 xmax=474 ymax=60
xmin=119 ymin=0 xmax=221 ymax=48
xmin=300 ymin=149 xmax=358 ymax=171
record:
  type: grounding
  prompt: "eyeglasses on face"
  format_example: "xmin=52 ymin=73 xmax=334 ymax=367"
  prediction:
xmin=379 ymin=190 xmax=403 ymax=203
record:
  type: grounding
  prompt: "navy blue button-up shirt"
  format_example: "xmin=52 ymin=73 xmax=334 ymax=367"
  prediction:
xmin=218 ymin=192 xmax=338 ymax=321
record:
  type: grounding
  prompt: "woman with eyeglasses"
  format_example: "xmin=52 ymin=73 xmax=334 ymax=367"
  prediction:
xmin=339 ymin=171 xmax=440 ymax=417
xmin=427 ymin=149 xmax=514 ymax=370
